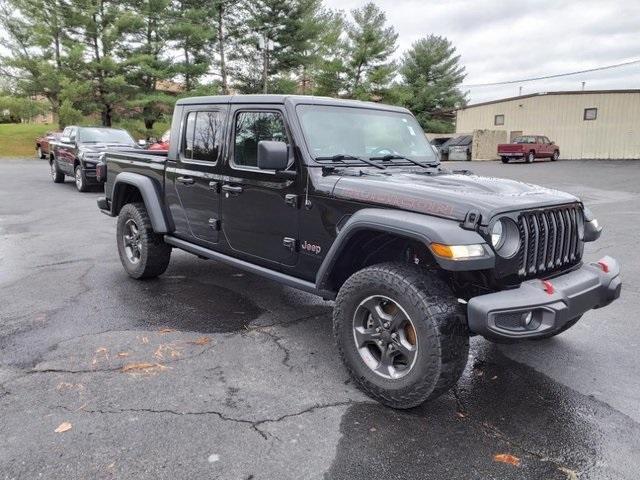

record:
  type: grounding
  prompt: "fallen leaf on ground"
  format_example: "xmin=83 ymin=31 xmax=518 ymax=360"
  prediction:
xmin=369 ymin=427 xmax=377 ymax=433
xmin=189 ymin=336 xmax=211 ymax=346
xmin=121 ymin=362 xmax=167 ymax=374
xmin=558 ymin=466 xmax=578 ymax=480
xmin=493 ymin=453 xmax=521 ymax=466
xmin=139 ymin=336 xmax=149 ymax=344
xmin=54 ymin=422 xmax=72 ymax=433
xmin=456 ymin=411 xmax=467 ymax=418
xmin=158 ymin=328 xmax=176 ymax=334
xmin=491 ymin=375 xmax=498 ymax=380
xmin=154 ymin=344 xmax=181 ymax=359
xmin=117 ymin=352 xmax=129 ymax=357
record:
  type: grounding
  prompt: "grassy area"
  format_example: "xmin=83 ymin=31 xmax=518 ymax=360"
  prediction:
xmin=0 ymin=119 xmax=172 ymax=158
xmin=0 ymin=123 xmax=52 ymax=158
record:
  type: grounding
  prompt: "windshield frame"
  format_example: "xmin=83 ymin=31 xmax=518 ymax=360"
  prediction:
xmin=77 ymin=127 xmax=136 ymax=145
xmin=294 ymin=103 xmax=439 ymax=168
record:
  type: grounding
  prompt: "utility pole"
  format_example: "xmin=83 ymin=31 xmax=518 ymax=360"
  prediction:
xmin=257 ymin=35 xmax=274 ymax=94
xmin=581 ymin=81 xmax=586 ymax=91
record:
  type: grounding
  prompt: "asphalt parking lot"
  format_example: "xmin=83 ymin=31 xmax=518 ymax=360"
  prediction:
xmin=1 ymin=158 xmax=639 ymax=479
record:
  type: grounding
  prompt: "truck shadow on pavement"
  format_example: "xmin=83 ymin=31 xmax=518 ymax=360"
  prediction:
xmin=327 ymin=340 xmax=640 ymax=480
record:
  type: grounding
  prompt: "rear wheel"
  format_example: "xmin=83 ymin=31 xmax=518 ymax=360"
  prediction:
xmin=526 ymin=151 xmax=535 ymax=163
xmin=501 ymin=156 xmax=509 ymax=163
xmin=116 ymin=202 xmax=171 ymax=279
xmin=333 ymin=263 xmax=469 ymax=409
xmin=50 ymin=159 xmax=64 ymax=183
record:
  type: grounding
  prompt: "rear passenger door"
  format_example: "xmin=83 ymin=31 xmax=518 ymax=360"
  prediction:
xmin=172 ymin=107 xmax=226 ymax=246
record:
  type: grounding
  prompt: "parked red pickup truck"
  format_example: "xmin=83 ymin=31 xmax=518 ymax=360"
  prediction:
xmin=36 ymin=131 xmax=61 ymax=159
xmin=498 ymin=135 xmax=559 ymax=164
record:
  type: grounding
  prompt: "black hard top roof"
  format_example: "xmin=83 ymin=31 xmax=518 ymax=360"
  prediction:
xmin=175 ymin=94 xmax=411 ymax=113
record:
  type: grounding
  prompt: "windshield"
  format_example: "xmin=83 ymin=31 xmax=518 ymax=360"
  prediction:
xmin=297 ymin=105 xmax=438 ymax=164
xmin=78 ymin=128 xmax=135 ymax=145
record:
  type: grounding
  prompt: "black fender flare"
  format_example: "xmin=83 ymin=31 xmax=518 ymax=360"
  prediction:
xmin=315 ymin=208 xmax=494 ymax=291
xmin=111 ymin=172 xmax=170 ymax=233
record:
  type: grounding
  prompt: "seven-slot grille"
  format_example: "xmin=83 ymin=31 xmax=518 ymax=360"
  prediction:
xmin=517 ymin=205 xmax=583 ymax=277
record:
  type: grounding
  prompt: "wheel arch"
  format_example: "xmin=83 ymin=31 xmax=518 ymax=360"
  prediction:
xmin=111 ymin=172 xmax=171 ymax=233
xmin=316 ymin=208 xmax=493 ymax=292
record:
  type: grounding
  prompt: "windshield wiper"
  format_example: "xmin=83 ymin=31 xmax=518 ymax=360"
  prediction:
xmin=315 ymin=154 xmax=386 ymax=170
xmin=369 ymin=154 xmax=439 ymax=168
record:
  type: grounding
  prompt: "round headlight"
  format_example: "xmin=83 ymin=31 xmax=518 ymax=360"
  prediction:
xmin=490 ymin=218 xmax=520 ymax=258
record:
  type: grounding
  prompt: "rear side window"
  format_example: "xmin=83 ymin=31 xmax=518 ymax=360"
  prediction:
xmin=182 ymin=110 xmax=223 ymax=162
xmin=233 ymin=111 xmax=287 ymax=168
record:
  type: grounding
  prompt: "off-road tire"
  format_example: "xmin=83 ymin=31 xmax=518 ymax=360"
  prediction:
xmin=551 ymin=150 xmax=559 ymax=161
xmin=116 ymin=202 xmax=171 ymax=279
xmin=333 ymin=262 xmax=469 ymax=409
xmin=50 ymin=158 xmax=64 ymax=183
xmin=526 ymin=151 xmax=535 ymax=163
xmin=75 ymin=165 xmax=89 ymax=192
xmin=501 ymin=156 xmax=510 ymax=163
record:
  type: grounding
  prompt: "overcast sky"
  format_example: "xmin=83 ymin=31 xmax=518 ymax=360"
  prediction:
xmin=325 ymin=0 xmax=640 ymax=104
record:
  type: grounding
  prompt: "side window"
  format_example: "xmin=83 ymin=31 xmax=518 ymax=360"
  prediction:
xmin=182 ymin=110 xmax=222 ymax=162
xmin=234 ymin=111 xmax=287 ymax=168
xmin=69 ymin=128 xmax=77 ymax=142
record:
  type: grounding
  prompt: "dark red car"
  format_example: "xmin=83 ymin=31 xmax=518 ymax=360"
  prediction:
xmin=148 ymin=130 xmax=170 ymax=151
xmin=498 ymin=135 xmax=560 ymax=164
xmin=36 ymin=131 xmax=61 ymax=159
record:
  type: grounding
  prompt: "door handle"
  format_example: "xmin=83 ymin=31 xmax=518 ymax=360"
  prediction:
xmin=176 ymin=176 xmax=195 ymax=185
xmin=221 ymin=184 xmax=243 ymax=194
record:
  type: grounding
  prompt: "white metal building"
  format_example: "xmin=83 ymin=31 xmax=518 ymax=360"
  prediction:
xmin=455 ymin=90 xmax=640 ymax=160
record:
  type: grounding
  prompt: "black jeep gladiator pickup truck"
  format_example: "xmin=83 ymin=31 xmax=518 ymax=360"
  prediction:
xmin=96 ymin=95 xmax=621 ymax=409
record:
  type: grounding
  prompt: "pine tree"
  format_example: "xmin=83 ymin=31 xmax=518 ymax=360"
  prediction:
xmin=0 ymin=0 xmax=69 ymax=127
xmin=64 ymin=0 xmax=130 ymax=126
xmin=168 ymin=0 xmax=213 ymax=92
xmin=120 ymin=0 xmax=175 ymax=130
xmin=344 ymin=2 xmax=397 ymax=100
xmin=399 ymin=35 xmax=467 ymax=132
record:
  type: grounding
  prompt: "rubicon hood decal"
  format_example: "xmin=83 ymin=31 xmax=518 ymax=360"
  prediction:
xmin=332 ymin=171 xmax=579 ymax=222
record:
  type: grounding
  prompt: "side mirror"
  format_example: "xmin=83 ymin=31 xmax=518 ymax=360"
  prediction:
xmin=257 ymin=140 xmax=288 ymax=171
xmin=550 ymin=140 xmax=555 ymax=145
xmin=137 ymin=139 xmax=148 ymax=147
xmin=60 ymin=136 xmax=72 ymax=144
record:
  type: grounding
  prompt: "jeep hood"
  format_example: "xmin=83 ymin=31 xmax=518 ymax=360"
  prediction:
xmin=331 ymin=170 xmax=579 ymax=224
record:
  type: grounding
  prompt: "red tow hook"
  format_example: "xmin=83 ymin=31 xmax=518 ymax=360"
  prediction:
xmin=542 ymin=280 xmax=554 ymax=295
xmin=597 ymin=260 xmax=610 ymax=273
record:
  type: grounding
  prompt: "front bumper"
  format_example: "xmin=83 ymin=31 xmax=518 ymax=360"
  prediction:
xmin=467 ymin=256 xmax=621 ymax=340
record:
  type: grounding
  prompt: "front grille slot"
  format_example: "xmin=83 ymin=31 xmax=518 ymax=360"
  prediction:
xmin=517 ymin=205 xmax=583 ymax=278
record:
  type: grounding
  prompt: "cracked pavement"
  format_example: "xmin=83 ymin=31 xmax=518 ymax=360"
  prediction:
xmin=1 ymin=159 xmax=639 ymax=479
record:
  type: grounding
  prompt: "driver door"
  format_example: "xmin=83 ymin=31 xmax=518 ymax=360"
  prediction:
xmin=220 ymin=107 xmax=299 ymax=267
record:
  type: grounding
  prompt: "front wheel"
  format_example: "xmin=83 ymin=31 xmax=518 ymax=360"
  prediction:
xmin=116 ymin=202 xmax=172 ymax=279
xmin=75 ymin=165 xmax=89 ymax=192
xmin=526 ymin=151 xmax=535 ymax=163
xmin=551 ymin=150 xmax=559 ymax=161
xmin=333 ymin=263 xmax=469 ymax=409
xmin=501 ymin=156 xmax=509 ymax=163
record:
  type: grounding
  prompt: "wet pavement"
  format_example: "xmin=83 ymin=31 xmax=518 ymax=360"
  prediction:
xmin=0 ymin=158 xmax=639 ymax=479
